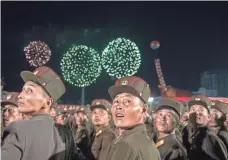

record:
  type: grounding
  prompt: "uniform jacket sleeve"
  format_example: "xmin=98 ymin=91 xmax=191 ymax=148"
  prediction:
xmin=163 ymin=148 xmax=188 ymax=160
xmin=203 ymin=133 xmax=228 ymax=160
xmin=218 ymin=131 xmax=228 ymax=152
xmin=108 ymin=141 xmax=137 ymax=160
xmin=98 ymin=133 xmax=116 ymax=160
xmin=1 ymin=123 xmax=24 ymax=160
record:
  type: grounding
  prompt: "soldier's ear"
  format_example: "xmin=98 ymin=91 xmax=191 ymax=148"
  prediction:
xmin=46 ymin=98 xmax=53 ymax=108
xmin=142 ymin=104 xmax=148 ymax=113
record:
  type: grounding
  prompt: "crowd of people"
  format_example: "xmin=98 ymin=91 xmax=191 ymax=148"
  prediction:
xmin=1 ymin=66 xmax=228 ymax=160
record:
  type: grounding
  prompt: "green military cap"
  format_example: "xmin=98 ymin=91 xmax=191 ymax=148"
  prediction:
xmin=90 ymin=99 xmax=111 ymax=114
xmin=211 ymin=100 xmax=228 ymax=115
xmin=188 ymin=95 xmax=211 ymax=111
xmin=157 ymin=98 xmax=184 ymax=117
xmin=20 ymin=66 xmax=66 ymax=103
xmin=1 ymin=92 xmax=19 ymax=107
xmin=108 ymin=76 xmax=151 ymax=104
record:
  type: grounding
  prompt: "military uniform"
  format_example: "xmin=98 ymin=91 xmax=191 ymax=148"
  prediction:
xmin=155 ymin=98 xmax=188 ymax=160
xmin=107 ymin=76 xmax=161 ymax=160
xmin=90 ymin=99 xmax=116 ymax=160
xmin=1 ymin=92 xmax=20 ymax=137
xmin=107 ymin=124 xmax=160 ymax=160
xmin=1 ymin=66 xmax=76 ymax=160
xmin=73 ymin=106 xmax=93 ymax=160
xmin=156 ymin=134 xmax=187 ymax=160
xmin=182 ymin=95 xmax=228 ymax=160
xmin=209 ymin=101 xmax=228 ymax=152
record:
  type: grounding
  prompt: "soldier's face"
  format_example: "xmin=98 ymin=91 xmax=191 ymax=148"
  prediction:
xmin=111 ymin=93 xmax=145 ymax=128
xmin=18 ymin=81 xmax=48 ymax=115
xmin=75 ymin=112 xmax=86 ymax=125
xmin=91 ymin=108 xmax=110 ymax=126
xmin=49 ymin=108 xmax=56 ymax=118
xmin=190 ymin=105 xmax=209 ymax=125
xmin=180 ymin=112 xmax=189 ymax=122
xmin=155 ymin=109 xmax=176 ymax=133
xmin=2 ymin=104 xmax=24 ymax=127
xmin=55 ymin=114 xmax=65 ymax=125
xmin=208 ymin=108 xmax=224 ymax=127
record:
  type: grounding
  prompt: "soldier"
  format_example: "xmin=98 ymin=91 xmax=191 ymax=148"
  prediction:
xmin=1 ymin=92 xmax=24 ymax=129
xmin=1 ymin=66 xmax=76 ymax=160
xmin=182 ymin=95 xmax=228 ymax=160
xmin=144 ymin=110 xmax=156 ymax=141
xmin=179 ymin=107 xmax=189 ymax=130
xmin=90 ymin=99 xmax=116 ymax=160
xmin=73 ymin=106 xmax=93 ymax=159
xmin=55 ymin=107 xmax=68 ymax=125
xmin=49 ymin=106 xmax=57 ymax=120
xmin=208 ymin=100 xmax=228 ymax=150
xmin=107 ymin=76 xmax=161 ymax=160
xmin=154 ymin=98 xmax=188 ymax=160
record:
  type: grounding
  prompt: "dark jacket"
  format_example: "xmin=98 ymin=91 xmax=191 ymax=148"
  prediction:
xmin=156 ymin=134 xmax=188 ymax=160
xmin=1 ymin=114 xmax=75 ymax=160
xmin=91 ymin=125 xmax=116 ymax=160
xmin=73 ymin=125 xmax=93 ymax=159
xmin=209 ymin=126 xmax=228 ymax=155
xmin=107 ymin=123 xmax=161 ymax=160
xmin=182 ymin=125 xmax=228 ymax=160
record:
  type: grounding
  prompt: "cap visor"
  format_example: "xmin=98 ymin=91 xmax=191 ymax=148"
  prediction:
xmin=90 ymin=105 xmax=106 ymax=111
xmin=108 ymin=85 xmax=139 ymax=100
xmin=1 ymin=101 xmax=17 ymax=107
xmin=20 ymin=71 xmax=40 ymax=84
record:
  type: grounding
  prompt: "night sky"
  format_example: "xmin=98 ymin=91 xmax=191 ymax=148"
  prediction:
xmin=2 ymin=1 xmax=228 ymax=104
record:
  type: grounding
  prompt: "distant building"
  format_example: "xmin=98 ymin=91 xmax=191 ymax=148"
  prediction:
xmin=193 ymin=87 xmax=218 ymax=97
xmin=200 ymin=70 xmax=228 ymax=97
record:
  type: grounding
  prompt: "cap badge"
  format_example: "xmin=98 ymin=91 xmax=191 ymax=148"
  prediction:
xmin=96 ymin=102 xmax=101 ymax=105
xmin=195 ymin=98 xmax=201 ymax=101
xmin=121 ymin=80 xmax=128 ymax=85
xmin=6 ymin=95 xmax=11 ymax=100
xmin=34 ymin=70 xmax=39 ymax=75
xmin=81 ymin=108 xmax=84 ymax=111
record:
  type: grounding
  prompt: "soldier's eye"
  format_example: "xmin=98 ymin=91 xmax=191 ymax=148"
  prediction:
xmin=113 ymin=100 xmax=119 ymax=104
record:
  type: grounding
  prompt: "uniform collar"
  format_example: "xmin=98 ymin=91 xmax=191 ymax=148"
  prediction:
xmin=122 ymin=123 xmax=147 ymax=137
xmin=95 ymin=125 xmax=110 ymax=136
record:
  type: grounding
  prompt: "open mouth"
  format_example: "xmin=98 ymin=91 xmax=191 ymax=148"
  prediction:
xmin=115 ymin=113 xmax=124 ymax=119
